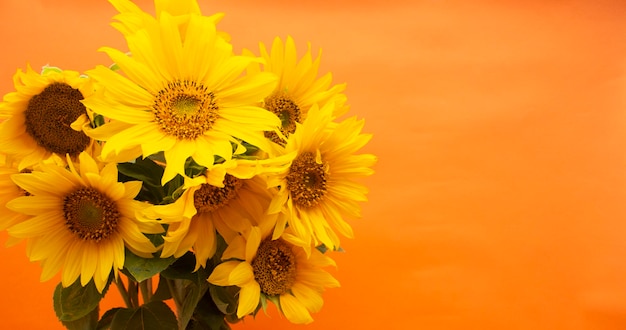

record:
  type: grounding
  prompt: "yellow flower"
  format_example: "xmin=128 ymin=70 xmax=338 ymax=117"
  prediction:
xmin=0 ymin=65 xmax=96 ymax=170
xmin=208 ymin=222 xmax=339 ymax=324
xmin=108 ymin=0 xmax=229 ymax=41
xmin=266 ymin=101 xmax=377 ymax=250
xmin=0 ymin=163 xmax=29 ymax=246
xmin=246 ymin=36 xmax=348 ymax=144
xmin=142 ymin=159 xmax=280 ymax=270
xmin=6 ymin=152 xmax=163 ymax=292
xmin=83 ymin=11 xmax=279 ymax=184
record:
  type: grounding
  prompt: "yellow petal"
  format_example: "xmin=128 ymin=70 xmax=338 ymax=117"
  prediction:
xmin=237 ymin=281 xmax=261 ymax=318
xmin=280 ymin=293 xmax=313 ymax=324
xmin=208 ymin=261 xmax=243 ymax=286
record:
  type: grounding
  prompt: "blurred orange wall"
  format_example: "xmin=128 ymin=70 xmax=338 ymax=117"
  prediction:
xmin=0 ymin=0 xmax=625 ymax=329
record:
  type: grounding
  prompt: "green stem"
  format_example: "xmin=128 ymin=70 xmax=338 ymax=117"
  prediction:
xmin=139 ymin=278 xmax=153 ymax=303
xmin=128 ymin=279 xmax=140 ymax=308
xmin=166 ymin=278 xmax=185 ymax=330
xmin=114 ymin=277 xmax=133 ymax=309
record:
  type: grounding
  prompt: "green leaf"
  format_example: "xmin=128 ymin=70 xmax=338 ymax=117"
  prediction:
xmin=184 ymin=157 xmax=207 ymax=178
xmin=123 ymin=249 xmax=176 ymax=283
xmin=189 ymin=292 xmax=232 ymax=330
xmin=110 ymin=301 xmax=178 ymax=330
xmin=150 ymin=275 xmax=173 ymax=302
xmin=160 ymin=252 xmax=197 ymax=282
xmin=96 ymin=308 xmax=123 ymax=330
xmin=208 ymin=285 xmax=239 ymax=316
xmin=53 ymin=279 xmax=108 ymax=322
xmin=117 ymin=157 xmax=164 ymax=187
xmin=161 ymin=252 xmax=213 ymax=329
xmin=61 ymin=305 xmax=99 ymax=330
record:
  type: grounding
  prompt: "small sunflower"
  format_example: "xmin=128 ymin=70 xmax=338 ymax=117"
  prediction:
xmin=142 ymin=159 xmax=282 ymax=270
xmin=208 ymin=222 xmax=339 ymax=324
xmin=83 ymin=11 xmax=279 ymax=184
xmin=0 ymin=65 xmax=96 ymax=170
xmin=246 ymin=36 xmax=348 ymax=144
xmin=6 ymin=152 xmax=163 ymax=292
xmin=265 ymin=101 xmax=376 ymax=250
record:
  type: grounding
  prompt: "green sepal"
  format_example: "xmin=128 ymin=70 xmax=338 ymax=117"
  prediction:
xmin=109 ymin=301 xmax=178 ymax=330
xmin=316 ymin=244 xmax=345 ymax=253
xmin=41 ymin=65 xmax=63 ymax=75
xmin=53 ymin=278 xmax=110 ymax=322
xmin=92 ymin=114 xmax=106 ymax=128
xmin=108 ymin=62 xmax=121 ymax=72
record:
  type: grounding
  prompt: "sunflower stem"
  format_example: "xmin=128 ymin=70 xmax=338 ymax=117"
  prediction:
xmin=166 ymin=278 xmax=184 ymax=324
xmin=128 ymin=278 xmax=140 ymax=308
xmin=139 ymin=278 xmax=153 ymax=303
xmin=114 ymin=277 xmax=133 ymax=309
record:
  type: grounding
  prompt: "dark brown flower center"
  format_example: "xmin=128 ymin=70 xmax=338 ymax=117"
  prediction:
xmin=153 ymin=80 xmax=219 ymax=140
xmin=286 ymin=151 xmax=327 ymax=208
xmin=193 ymin=175 xmax=242 ymax=213
xmin=263 ymin=92 xmax=301 ymax=145
xmin=24 ymin=82 xmax=91 ymax=156
xmin=63 ymin=187 xmax=120 ymax=241
xmin=251 ymin=238 xmax=297 ymax=296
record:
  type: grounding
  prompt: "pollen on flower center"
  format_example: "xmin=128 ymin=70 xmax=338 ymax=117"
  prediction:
xmin=251 ymin=238 xmax=297 ymax=296
xmin=194 ymin=175 xmax=243 ymax=213
xmin=286 ymin=151 xmax=328 ymax=208
xmin=63 ymin=187 xmax=120 ymax=241
xmin=23 ymin=82 xmax=91 ymax=156
xmin=264 ymin=92 xmax=301 ymax=144
xmin=153 ymin=80 xmax=219 ymax=140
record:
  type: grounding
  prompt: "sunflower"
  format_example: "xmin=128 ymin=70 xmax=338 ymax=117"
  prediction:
xmin=108 ymin=0 xmax=229 ymax=41
xmin=0 ymin=162 xmax=30 ymax=246
xmin=265 ymin=101 xmax=376 ymax=250
xmin=208 ymin=221 xmax=339 ymax=324
xmin=0 ymin=65 xmax=96 ymax=170
xmin=142 ymin=159 xmax=284 ymax=270
xmin=5 ymin=152 xmax=163 ymax=292
xmin=245 ymin=36 xmax=348 ymax=145
xmin=83 ymin=10 xmax=279 ymax=184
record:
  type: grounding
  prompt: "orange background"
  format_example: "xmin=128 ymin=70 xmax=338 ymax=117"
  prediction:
xmin=1 ymin=0 xmax=626 ymax=329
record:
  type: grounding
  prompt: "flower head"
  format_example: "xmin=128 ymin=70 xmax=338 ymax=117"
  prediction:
xmin=208 ymin=221 xmax=339 ymax=324
xmin=83 ymin=10 xmax=280 ymax=184
xmin=266 ymin=101 xmax=377 ymax=249
xmin=6 ymin=152 xmax=162 ymax=292
xmin=247 ymin=36 xmax=348 ymax=145
xmin=142 ymin=159 xmax=282 ymax=270
xmin=0 ymin=65 xmax=96 ymax=170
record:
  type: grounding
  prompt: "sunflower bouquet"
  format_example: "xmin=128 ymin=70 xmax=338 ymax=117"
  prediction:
xmin=0 ymin=0 xmax=376 ymax=329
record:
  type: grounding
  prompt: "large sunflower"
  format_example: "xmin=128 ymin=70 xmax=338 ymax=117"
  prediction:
xmin=208 ymin=221 xmax=339 ymax=324
xmin=142 ymin=159 xmax=283 ymax=270
xmin=5 ymin=152 xmax=163 ymax=292
xmin=108 ymin=0 xmax=228 ymax=41
xmin=83 ymin=10 xmax=279 ymax=184
xmin=246 ymin=36 xmax=348 ymax=144
xmin=265 ymin=101 xmax=376 ymax=250
xmin=0 ymin=65 xmax=96 ymax=170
